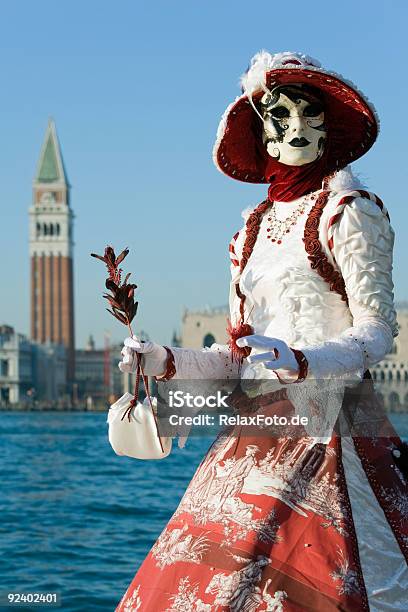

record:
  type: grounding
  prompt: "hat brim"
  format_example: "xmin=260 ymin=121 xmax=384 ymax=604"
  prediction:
xmin=213 ymin=68 xmax=378 ymax=184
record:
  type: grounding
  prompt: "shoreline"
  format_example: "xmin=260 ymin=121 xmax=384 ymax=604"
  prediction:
xmin=1 ymin=406 xmax=408 ymax=415
xmin=0 ymin=405 xmax=108 ymax=412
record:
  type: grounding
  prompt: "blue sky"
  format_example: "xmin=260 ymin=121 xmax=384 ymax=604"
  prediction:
xmin=1 ymin=0 xmax=407 ymax=347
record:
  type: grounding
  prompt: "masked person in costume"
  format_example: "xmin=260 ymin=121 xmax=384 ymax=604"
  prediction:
xmin=116 ymin=52 xmax=408 ymax=611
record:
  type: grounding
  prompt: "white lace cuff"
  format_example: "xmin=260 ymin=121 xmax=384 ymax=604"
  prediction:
xmin=301 ymin=317 xmax=393 ymax=380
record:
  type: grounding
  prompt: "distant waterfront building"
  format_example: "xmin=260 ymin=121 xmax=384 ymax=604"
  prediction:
xmin=180 ymin=306 xmax=229 ymax=348
xmin=75 ymin=338 xmax=125 ymax=407
xmin=372 ymin=305 xmax=408 ymax=412
xmin=29 ymin=119 xmax=75 ymax=390
xmin=32 ymin=342 xmax=67 ymax=403
xmin=0 ymin=325 xmax=32 ymax=404
xmin=0 ymin=324 xmax=67 ymax=406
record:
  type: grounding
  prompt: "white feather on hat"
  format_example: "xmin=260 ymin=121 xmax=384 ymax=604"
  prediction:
xmin=240 ymin=51 xmax=321 ymax=96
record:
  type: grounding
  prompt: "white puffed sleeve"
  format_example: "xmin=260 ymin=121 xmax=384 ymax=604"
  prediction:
xmin=169 ymin=230 xmax=244 ymax=380
xmin=301 ymin=196 xmax=398 ymax=380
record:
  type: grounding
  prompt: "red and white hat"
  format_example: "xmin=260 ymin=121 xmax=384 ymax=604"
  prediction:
xmin=213 ymin=51 xmax=379 ymax=184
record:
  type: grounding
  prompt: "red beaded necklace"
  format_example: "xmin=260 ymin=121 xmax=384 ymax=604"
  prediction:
xmin=266 ymin=192 xmax=317 ymax=244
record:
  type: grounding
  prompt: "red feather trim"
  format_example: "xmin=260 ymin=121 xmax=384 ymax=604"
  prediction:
xmin=226 ymin=319 xmax=253 ymax=364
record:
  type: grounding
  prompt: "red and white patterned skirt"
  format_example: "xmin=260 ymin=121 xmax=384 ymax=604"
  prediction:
xmin=115 ymin=392 xmax=408 ymax=611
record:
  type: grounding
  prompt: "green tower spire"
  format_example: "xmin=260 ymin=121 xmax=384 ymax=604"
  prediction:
xmin=35 ymin=119 xmax=69 ymax=185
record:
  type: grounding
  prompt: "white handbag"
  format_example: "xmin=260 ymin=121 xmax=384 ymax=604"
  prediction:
xmin=107 ymin=391 xmax=172 ymax=460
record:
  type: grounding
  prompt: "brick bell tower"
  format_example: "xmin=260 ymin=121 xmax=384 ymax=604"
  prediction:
xmin=29 ymin=119 xmax=75 ymax=390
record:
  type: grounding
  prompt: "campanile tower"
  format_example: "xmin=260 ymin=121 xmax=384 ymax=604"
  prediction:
xmin=29 ymin=119 xmax=75 ymax=387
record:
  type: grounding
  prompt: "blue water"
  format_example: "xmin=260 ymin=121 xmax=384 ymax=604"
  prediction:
xmin=0 ymin=411 xmax=407 ymax=612
xmin=0 ymin=412 xmax=214 ymax=611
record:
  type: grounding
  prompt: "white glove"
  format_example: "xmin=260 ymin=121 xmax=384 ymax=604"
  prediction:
xmin=236 ymin=334 xmax=299 ymax=380
xmin=118 ymin=336 xmax=167 ymax=377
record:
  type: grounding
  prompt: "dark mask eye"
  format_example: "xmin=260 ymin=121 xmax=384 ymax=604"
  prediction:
xmin=303 ymin=103 xmax=324 ymax=117
xmin=269 ymin=106 xmax=290 ymax=119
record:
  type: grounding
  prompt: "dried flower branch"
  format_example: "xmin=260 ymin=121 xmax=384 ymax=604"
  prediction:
xmin=91 ymin=246 xmax=138 ymax=332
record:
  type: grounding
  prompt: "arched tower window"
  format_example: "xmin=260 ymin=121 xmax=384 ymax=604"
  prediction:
xmin=36 ymin=222 xmax=41 ymax=236
xmin=203 ymin=333 xmax=216 ymax=348
xmin=43 ymin=223 xmax=47 ymax=235
xmin=56 ymin=223 xmax=60 ymax=236
xmin=49 ymin=224 xmax=54 ymax=236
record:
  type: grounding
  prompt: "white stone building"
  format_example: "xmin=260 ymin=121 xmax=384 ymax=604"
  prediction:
xmin=0 ymin=325 xmax=32 ymax=404
xmin=372 ymin=305 xmax=408 ymax=412
xmin=180 ymin=306 xmax=229 ymax=349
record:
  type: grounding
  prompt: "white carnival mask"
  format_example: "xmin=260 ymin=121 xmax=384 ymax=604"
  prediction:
xmin=261 ymin=85 xmax=326 ymax=166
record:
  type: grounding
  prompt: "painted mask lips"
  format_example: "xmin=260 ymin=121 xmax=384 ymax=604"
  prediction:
xmin=289 ymin=137 xmax=310 ymax=147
